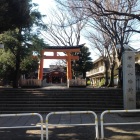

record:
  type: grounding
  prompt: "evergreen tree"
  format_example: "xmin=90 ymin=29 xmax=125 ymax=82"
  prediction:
xmin=0 ymin=1 xmax=47 ymax=88
xmin=72 ymin=46 xmax=94 ymax=79
xmin=0 ymin=49 xmax=15 ymax=85
xmin=0 ymin=0 xmax=34 ymax=33
xmin=0 ymin=30 xmax=47 ymax=88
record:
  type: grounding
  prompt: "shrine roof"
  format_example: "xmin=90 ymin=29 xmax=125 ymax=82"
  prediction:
xmin=46 ymin=44 xmax=85 ymax=49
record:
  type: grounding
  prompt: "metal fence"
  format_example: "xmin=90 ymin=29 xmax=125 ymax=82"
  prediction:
xmin=0 ymin=113 xmax=44 ymax=140
xmin=1 ymin=110 xmax=140 ymax=139
xmin=100 ymin=109 xmax=140 ymax=139
xmin=46 ymin=111 xmax=99 ymax=140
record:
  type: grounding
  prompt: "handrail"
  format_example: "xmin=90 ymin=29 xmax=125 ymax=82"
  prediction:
xmin=100 ymin=109 xmax=140 ymax=139
xmin=46 ymin=111 xmax=99 ymax=140
xmin=0 ymin=113 xmax=44 ymax=140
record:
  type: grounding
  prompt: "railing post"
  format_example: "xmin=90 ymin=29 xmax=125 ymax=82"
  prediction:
xmin=46 ymin=111 xmax=99 ymax=140
xmin=100 ymin=109 xmax=140 ymax=139
xmin=0 ymin=113 xmax=44 ymax=140
xmin=100 ymin=111 xmax=107 ymax=139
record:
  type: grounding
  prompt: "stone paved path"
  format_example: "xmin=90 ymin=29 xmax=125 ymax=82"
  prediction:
xmin=0 ymin=113 xmax=140 ymax=140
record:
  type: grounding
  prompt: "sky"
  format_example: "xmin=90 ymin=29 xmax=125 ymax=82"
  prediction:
xmin=32 ymin=0 xmax=94 ymax=68
xmin=32 ymin=0 xmax=59 ymax=68
xmin=32 ymin=0 xmax=55 ymax=14
xmin=32 ymin=0 xmax=140 ymax=68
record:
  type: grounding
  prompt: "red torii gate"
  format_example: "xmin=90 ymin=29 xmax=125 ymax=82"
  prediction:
xmin=38 ymin=45 xmax=84 ymax=81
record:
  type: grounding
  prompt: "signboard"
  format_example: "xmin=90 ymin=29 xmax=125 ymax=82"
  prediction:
xmin=123 ymin=51 xmax=136 ymax=109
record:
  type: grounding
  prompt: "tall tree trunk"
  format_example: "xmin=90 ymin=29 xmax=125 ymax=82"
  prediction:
xmin=13 ymin=52 xmax=21 ymax=88
xmin=108 ymin=63 xmax=115 ymax=87
xmin=117 ymin=65 xmax=123 ymax=88
xmin=104 ymin=60 xmax=109 ymax=86
xmin=117 ymin=43 xmax=124 ymax=88
xmin=83 ymin=71 xmax=86 ymax=79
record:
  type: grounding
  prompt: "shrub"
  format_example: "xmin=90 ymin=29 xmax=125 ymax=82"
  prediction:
xmin=87 ymin=80 xmax=91 ymax=85
xmin=99 ymin=78 xmax=105 ymax=87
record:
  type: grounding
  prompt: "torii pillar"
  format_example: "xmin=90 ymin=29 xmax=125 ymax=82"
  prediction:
xmin=67 ymin=52 xmax=72 ymax=80
xmin=38 ymin=50 xmax=44 ymax=80
xmin=38 ymin=45 xmax=84 ymax=81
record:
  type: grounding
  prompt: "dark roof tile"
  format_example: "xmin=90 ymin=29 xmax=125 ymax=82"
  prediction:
xmin=46 ymin=44 xmax=85 ymax=49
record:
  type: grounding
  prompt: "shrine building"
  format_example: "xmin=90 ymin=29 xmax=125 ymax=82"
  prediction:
xmin=43 ymin=65 xmax=66 ymax=84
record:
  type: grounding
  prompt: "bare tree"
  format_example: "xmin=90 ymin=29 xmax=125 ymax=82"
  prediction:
xmin=76 ymin=0 xmax=135 ymax=87
xmin=87 ymin=16 xmax=133 ymax=86
xmin=55 ymin=0 xmax=139 ymax=87
xmin=40 ymin=7 xmax=87 ymax=77
xmin=56 ymin=0 xmax=140 ymax=22
xmin=41 ymin=8 xmax=86 ymax=46
xmin=86 ymin=30 xmax=115 ymax=86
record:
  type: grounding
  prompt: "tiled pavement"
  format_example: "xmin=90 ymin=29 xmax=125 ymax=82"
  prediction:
xmin=0 ymin=112 xmax=140 ymax=140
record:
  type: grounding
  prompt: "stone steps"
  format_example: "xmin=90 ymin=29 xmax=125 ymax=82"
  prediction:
xmin=0 ymin=107 xmax=123 ymax=114
xmin=0 ymin=100 xmax=123 ymax=103
xmin=0 ymin=88 xmax=124 ymax=114
xmin=0 ymin=103 xmax=123 ymax=107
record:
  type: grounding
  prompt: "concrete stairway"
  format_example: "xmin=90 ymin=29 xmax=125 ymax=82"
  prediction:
xmin=0 ymin=88 xmax=124 ymax=114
